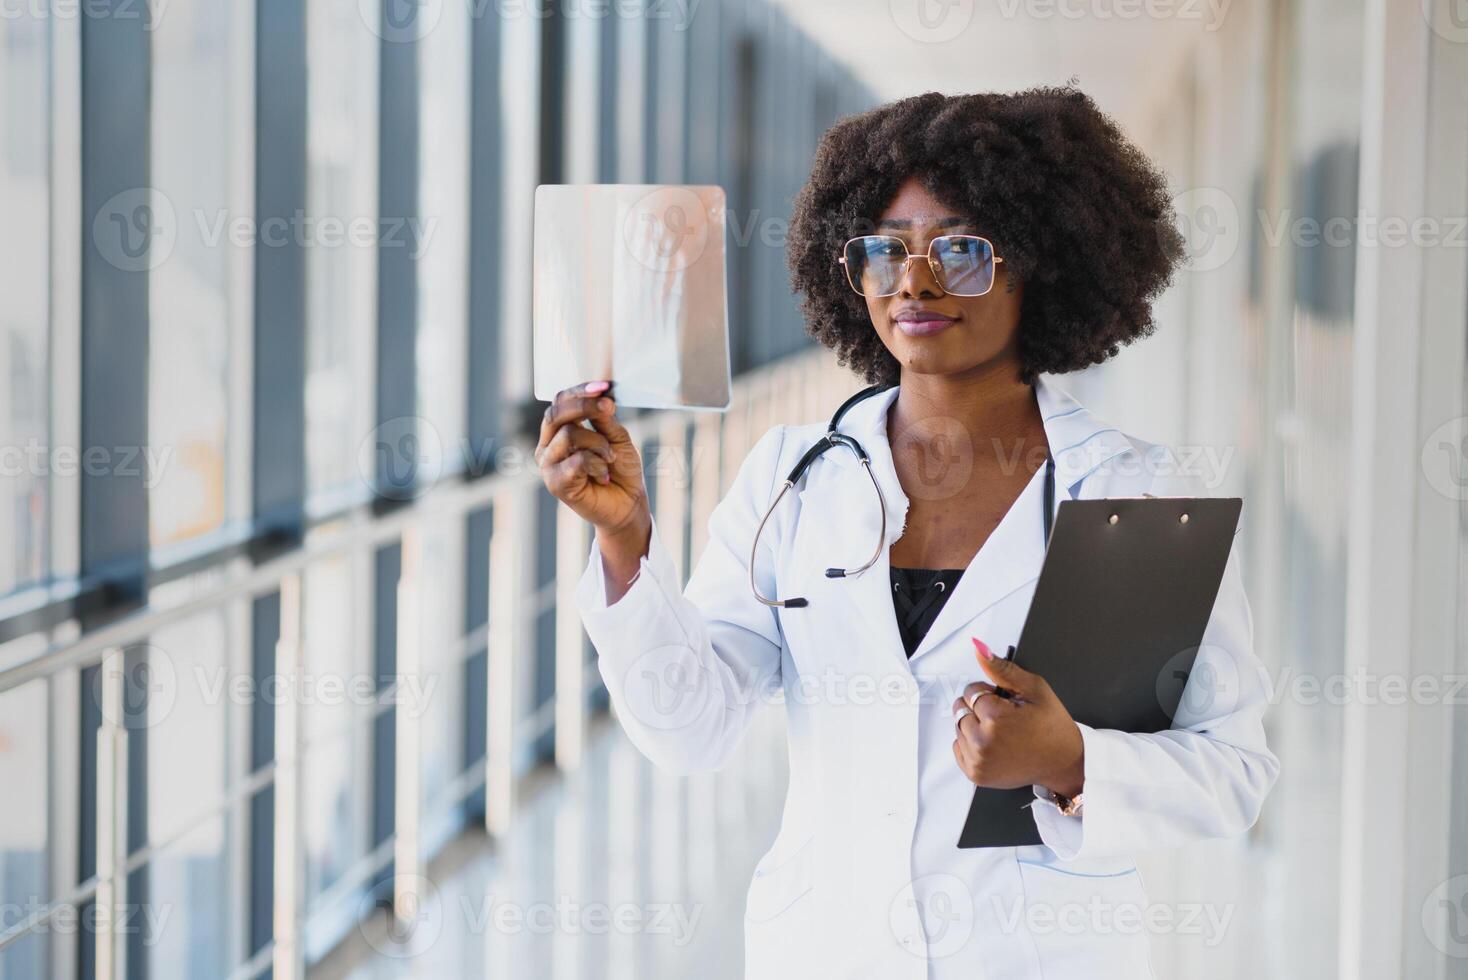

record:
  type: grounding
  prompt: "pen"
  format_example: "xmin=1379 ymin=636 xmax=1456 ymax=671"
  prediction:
xmin=998 ymin=646 xmax=1026 ymax=701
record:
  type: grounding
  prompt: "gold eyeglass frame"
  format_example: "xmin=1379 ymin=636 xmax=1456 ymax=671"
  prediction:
xmin=837 ymin=233 xmax=1005 ymax=298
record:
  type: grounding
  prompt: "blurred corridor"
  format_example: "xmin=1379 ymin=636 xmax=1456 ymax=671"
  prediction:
xmin=2 ymin=0 xmax=1467 ymax=978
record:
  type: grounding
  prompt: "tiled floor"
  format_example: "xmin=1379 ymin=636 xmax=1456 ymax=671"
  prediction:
xmin=315 ymin=708 xmax=790 ymax=980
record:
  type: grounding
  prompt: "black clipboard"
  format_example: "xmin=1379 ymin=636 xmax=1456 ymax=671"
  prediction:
xmin=957 ymin=496 xmax=1243 ymax=849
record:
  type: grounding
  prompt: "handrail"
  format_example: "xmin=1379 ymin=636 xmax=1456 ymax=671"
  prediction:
xmin=0 ymin=413 xmax=672 ymax=695
xmin=0 ymin=348 xmax=841 ymax=696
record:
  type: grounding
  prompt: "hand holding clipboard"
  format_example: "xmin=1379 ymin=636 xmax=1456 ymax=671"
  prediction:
xmin=957 ymin=496 xmax=1243 ymax=849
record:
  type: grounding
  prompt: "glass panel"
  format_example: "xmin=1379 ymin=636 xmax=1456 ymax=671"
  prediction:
xmin=142 ymin=816 xmax=231 ymax=979
xmin=301 ymin=555 xmax=369 ymax=912
xmin=148 ymin=0 xmax=232 ymax=546
xmin=419 ymin=517 xmax=465 ymax=850
xmin=146 ymin=612 xmax=228 ymax=846
xmin=305 ymin=0 xmax=378 ymax=502
xmin=0 ymin=11 xmax=50 ymax=593
xmin=0 ymin=680 xmax=48 ymax=917
xmin=303 ymin=731 xmax=364 ymax=899
xmin=416 ymin=3 xmax=470 ymax=473
xmin=0 ymin=929 xmax=46 ymax=980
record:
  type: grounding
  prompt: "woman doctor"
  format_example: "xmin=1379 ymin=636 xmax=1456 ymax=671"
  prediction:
xmin=536 ymin=87 xmax=1279 ymax=979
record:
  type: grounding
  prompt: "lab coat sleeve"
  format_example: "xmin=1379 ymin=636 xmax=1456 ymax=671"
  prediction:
xmin=1030 ymin=495 xmax=1281 ymax=862
xmin=574 ymin=424 xmax=788 ymax=774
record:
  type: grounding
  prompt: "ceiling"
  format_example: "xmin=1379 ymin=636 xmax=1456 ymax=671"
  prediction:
xmin=769 ymin=0 xmax=1224 ymax=134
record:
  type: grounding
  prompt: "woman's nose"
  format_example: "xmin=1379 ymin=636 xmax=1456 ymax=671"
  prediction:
xmin=897 ymin=252 xmax=944 ymax=298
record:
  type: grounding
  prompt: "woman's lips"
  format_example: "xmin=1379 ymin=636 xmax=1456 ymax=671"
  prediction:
xmin=893 ymin=314 xmax=957 ymax=338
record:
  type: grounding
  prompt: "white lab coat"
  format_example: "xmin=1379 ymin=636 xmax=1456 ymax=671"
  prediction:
xmin=575 ymin=376 xmax=1279 ymax=979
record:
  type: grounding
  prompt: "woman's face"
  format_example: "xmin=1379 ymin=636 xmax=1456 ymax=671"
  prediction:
xmin=862 ymin=177 xmax=1025 ymax=380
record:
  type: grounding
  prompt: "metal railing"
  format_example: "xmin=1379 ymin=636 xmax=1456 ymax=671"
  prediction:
xmin=0 ymin=347 xmax=854 ymax=978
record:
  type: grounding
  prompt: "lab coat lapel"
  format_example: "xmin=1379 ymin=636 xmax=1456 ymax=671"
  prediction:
xmin=1032 ymin=375 xmax=1134 ymax=500
xmin=906 ymin=467 xmax=1050 ymax=662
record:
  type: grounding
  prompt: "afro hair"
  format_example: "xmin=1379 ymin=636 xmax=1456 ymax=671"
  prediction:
xmin=787 ymin=85 xmax=1186 ymax=385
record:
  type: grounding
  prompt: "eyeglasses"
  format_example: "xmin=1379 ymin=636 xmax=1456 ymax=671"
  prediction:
xmin=838 ymin=234 xmax=1004 ymax=298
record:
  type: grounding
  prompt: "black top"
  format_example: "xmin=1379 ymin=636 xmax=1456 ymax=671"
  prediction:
xmin=890 ymin=566 xmax=966 ymax=658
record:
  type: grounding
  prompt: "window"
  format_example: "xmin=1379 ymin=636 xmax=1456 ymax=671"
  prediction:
xmin=0 ymin=13 xmax=50 ymax=593
xmin=304 ymin=1 xmax=378 ymax=506
xmin=416 ymin=5 xmax=471 ymax=474
xmin=149 ymin=0 xmax=235 ymax=548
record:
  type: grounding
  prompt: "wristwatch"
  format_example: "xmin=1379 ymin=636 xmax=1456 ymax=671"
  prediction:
xmin=1051 ymin=792 xmax=1084 ymax=817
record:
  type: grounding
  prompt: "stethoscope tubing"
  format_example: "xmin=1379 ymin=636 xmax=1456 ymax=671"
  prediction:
xmin=750 ymin=384 xmax=1056 ymax=609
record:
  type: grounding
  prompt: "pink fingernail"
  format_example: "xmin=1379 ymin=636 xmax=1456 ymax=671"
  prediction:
xmin=972 ymin=637 xmax=993 ymax=660
xmin=585 ymin=380 xmax=610 ymax=394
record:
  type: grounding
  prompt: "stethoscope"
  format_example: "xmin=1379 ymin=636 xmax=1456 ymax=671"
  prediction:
xmin=750 ymin=383 xmax=1057 ymax=609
